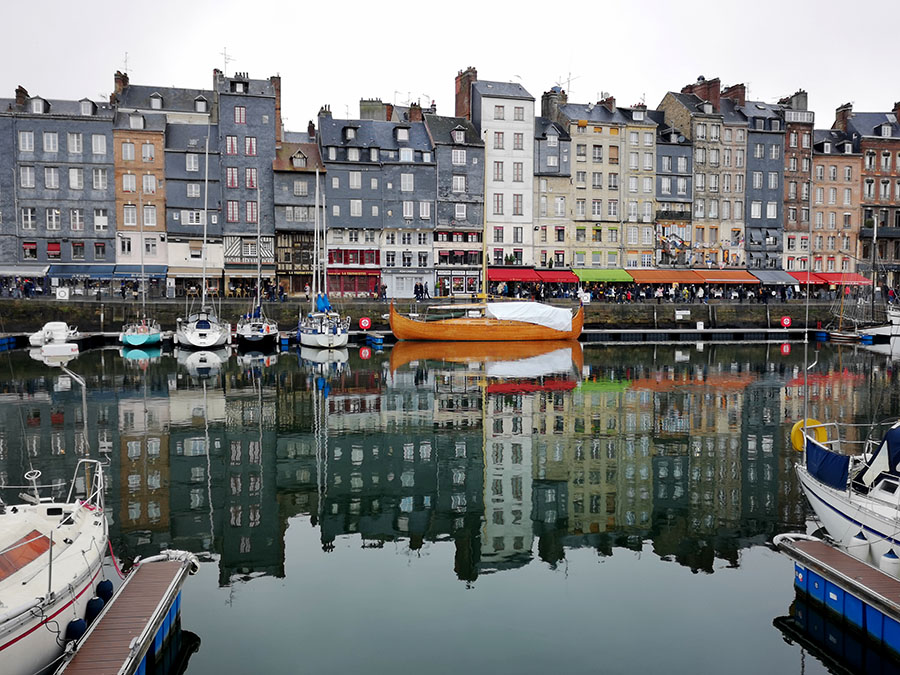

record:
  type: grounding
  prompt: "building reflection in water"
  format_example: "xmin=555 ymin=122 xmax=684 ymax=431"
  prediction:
xmin=1 ymin=342 xmax=893 ymax=587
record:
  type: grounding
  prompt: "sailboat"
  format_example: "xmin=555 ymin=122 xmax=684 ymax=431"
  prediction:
xmin=175 ymin=129 xmax=230 ymax=350
xmin=120 ymin=194 xmax=161 ymax=347
xmin=236 ymin=184 xmax=278 ymax=349
xmin=298 ymin=169 xmax=349 ymax=349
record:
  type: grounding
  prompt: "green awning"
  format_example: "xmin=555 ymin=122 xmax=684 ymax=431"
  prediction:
xmin=578 ymin=379 xmax=632 ymax=393
xmin=574 ymin=268 xmax=634 ymax=283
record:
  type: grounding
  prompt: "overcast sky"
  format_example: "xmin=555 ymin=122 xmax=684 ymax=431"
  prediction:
xmin=5 ymin=0 xmax=899 ymax=130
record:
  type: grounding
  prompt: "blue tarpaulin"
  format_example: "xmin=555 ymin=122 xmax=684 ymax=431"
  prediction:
xmin=49 ymin=264 xmax=116 ymax=279
xmin=807 ymin=439 xmax=850 ymax=490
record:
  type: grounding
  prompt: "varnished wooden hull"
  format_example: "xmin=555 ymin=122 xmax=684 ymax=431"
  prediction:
xmin=390 ymin=339 xmax=583 ymax=374
xmin=389 ymin=303 xmax=584 ymax=341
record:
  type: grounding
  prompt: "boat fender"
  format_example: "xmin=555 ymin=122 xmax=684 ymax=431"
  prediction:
xmin=96 ymin=579 xmax=114 ymax=602
xmin=790 ymin=419 xmax=826 ymax=451
xmin=880 ymin=549 xmax=900 ymax=576
xmin=85 ymin=596 xmax=104 ymax=625
xmin=65 ymin=618 xmax=87 ymax=642
xmin=848 ymin=531 xmax=870 ymax=561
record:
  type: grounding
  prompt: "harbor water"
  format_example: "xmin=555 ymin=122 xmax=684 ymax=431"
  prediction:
xmin=1 ymin=341 xmax=897 ymax=674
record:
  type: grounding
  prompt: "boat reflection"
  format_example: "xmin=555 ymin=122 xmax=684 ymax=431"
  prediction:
xmin=121 ymin=345 xmax=163 ymax=368
xmin=389 ymin=339 xmax=583 ymax=376
xmin=175 ymin=346 xmax=231 ymax=380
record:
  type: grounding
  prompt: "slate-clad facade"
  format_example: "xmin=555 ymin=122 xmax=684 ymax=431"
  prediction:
xmin=533 ymin=116 xmax=572 ymax=268
xmin=424 ymin=114 xmax=485 ymax=296
xmin=651 ymin=116 xmax=693 ymax=267
xmin=0 ymin=87 xmax=116 ymax=283
xmin=741 ymin=100 xmax=785 ymax=269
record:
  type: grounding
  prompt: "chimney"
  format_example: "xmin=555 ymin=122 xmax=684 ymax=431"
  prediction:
xmin=318 ymin=104 xmax=332 ymax=119
xmin=600 ymin=95 xmax=616 ymax=113
xmin=721 ymin=83 xmax=746 ymax=107
xmin=114 ymin=71 xmax=129 ymax=96
xmin=834 ymin=103 xmax=853 ymax=131
xmin=893 ymin=101 xmax=900 ymax=123
xmin=542 ymin=88 xmax=562 ymax=120
xmin=15 ymin=85 xmax=28 ymax=106
xmin=270 ymin=75 xmax=282 ymax=144
xmin=409 ymin=102 xmax=423 ymax=122
xmin=384 ymin=103 xmax=394 ymax=121
xmin=307 ymin=120 xmax=316 ymax=141
xmin=682 ymin=76 xmax=720 ymax=111
xmin=455 ymin=66 xmax=477 ymax=119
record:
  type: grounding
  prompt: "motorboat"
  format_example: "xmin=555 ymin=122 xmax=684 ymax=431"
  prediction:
xmin=389 ymin=301 xmax=584 ymax=341
xmin=0 ymin=460 xmax=109 ymax=675
xmin=794 ymin=418 xmax=900 ymax=576
xmin=28 ymin=321 xmax=79 ymax=347
xmin=28 ymin=342 xmax=80 ymax=367
xmin=175 ymin=308 xmax=230 ymax=349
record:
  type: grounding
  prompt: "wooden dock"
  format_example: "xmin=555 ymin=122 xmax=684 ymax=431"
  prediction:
xmin=777 ymin=535 xmax=900 ymax=654
xmin=57 ymin=560 xmax=190 ymax=675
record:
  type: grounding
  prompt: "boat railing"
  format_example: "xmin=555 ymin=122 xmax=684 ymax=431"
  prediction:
xmin=805 ymin=420 xmax=890 ymax=457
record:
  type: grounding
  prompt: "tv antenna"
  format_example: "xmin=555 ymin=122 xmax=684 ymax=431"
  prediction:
xmin=123 ymin=51 xmax=131 ymax=75
xmin=555 ymin=72 xmax=580 ymax=95
xmin=220 ymin=47 xmax=235 ymax=73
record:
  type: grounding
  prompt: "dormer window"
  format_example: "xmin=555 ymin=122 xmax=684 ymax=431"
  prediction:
xmin=194 ymin=97 xmax=207 ymax=113
xmin=396 ymin=127 xmax=409 ymax=142
xmin=755 ymin=119 xmax=765 ymax=130
xmin=30 ymin=98 xmax=44 ymax=114
xmin=80 ymin=100 xmax=94 ymax=116
xmin=400 ymin=148 xmax=413 ymax=162
xmin=129 ymin=113 xmax=145 ymax=130
xmin=882 ymin=123 xmax=893 ymax=137
xmin=844 ymin=142 xmax=853 ymax=154
xmin=547 ymin=134 xmax=558 ymax=148
xmin=344 ymin=127 xmax=356 ymax=141
xmin=702 ymin=103 xmax=713 ymax=114
xmin=633 ymin=110 xmax=644 ymax=121
xmin=823 ymin=142 xmax=831 ymax=154
xmin=150 ymin=93 xmax=162 ymax=110
xmin=370 ymin=148 xmax=378 ymax=162
xmin=231 ymin=81 xmax=245 ymax=93
xmin=452 ymin=130 xmax=465 ymax=144
xmin=291 ymin=153 xmax=307 ymax=168
xmin=771 ymin=120 xmax=781 ymax=131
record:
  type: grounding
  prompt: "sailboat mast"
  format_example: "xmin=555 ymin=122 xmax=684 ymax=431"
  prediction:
xmin=256 ymin=182 xmax=262 ymax=310
xmin=201 ymin=127 xmax=210 ymax=307
xmin=871 ymin=217 xmax=879 ymax=321
xmin=139 ymin=189 xmax=146 ymax=318
xmin=313 ymin=169 xmax=319 ymax=308
xmin=322 ymin=186 xmax=328 ymax=298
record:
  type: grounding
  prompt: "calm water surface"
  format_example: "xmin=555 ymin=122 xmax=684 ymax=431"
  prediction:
xmin=2 ymin=341 xmax=898 ymax=674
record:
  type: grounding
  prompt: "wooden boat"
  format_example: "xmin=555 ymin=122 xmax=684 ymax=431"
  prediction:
xmin=390 ymin=339 xmax=583 ymax=374
xmin=389 ymin=301 xmax=584 ymax=341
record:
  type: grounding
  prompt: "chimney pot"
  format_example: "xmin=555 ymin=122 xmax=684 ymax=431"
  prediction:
xmin=15 ymin=85 xmax=28 ymax=106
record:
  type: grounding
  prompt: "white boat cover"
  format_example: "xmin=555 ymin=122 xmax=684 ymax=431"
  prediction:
xmin=485 ymin=302 xmax=573 ymax=332
xmin=485 ymin=348 xmax=574 ymax=379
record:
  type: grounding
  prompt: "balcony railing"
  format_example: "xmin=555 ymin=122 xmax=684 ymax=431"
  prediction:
xmin=656 ymin=210 xmax=691 ymax=221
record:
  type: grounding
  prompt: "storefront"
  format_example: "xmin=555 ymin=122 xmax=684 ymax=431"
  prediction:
xmin=326 ymin=268 xmax=381 ymax=298
xmin=48 ymin=264 xmax=117 ymax=297
xmin=167 ymin=266 xmax=224 ymax=298
xmin=435 ymin=270 xmax=481 ymax=297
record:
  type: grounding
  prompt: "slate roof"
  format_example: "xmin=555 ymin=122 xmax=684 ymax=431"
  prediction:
xmin=472 ymin=80 xmax=534 ymax=101
xmin=617 ymin=107 xmax=658 ymax=127
xmin=740 ymin=100 xmax=781 ymax=121
xmin=273 ymin=142 xmax=323 ymax=172
xmin=557 ymin=102 xmax=628 ymax=125
xmin=423 ymin=114 xmax=483 ymax=146
xmin=116 ymin=85 xmax=214 ymax=112
xmin=0 ymin=96 xmax=114 ymax=118
xmin=846 ymin=112 xmax=900 ymax=139
xmin=534 ymin=116 xmax=571 ymax=141
xmin=719 ymin=98 xmax=748 ymax=126
xmin=165 ymin=123 xmax=219 ymax=152
xmin=317 ymin=117 xmax=432 ymax=152
xmin=113 ymin=111 xmax=167 ymax=131
xmin=813 ymin=129 xmax=857 ymax=153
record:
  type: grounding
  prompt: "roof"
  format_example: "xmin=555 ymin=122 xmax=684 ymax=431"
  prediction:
xmin=618 ymin=107 xmax=657 ymax=127
xmin=534 ymin=117 xmax=570 ymax=141
xmin=317 ymin=116 xmax=432 ymax=152
xmin=423 ymin=114 xmax=483 ymax=146
xmin=116 ymin=85 xmax=214 ymax=112
xmin=165 ymin=123 xmax=219 ymax=152
xmin=846 ymin=112 xmax=900 ymax=139
xmin=719 ymin=98 xmax=748 ymax=126
xmin=472 ymin=80 xmax=534 ymax=101
xmin=740 ymin=100 xmax=781 ymax=119
xmin=273 ymin=142 xmax=323 ymax=172
xmin=0 ymin=97 xmax=114 ymax=119
xmin=813 ymin=129 xmax=857 ymax=154
xmin=557 ymin=102 xmax=628 ymax=125
xmin=113 ymin=111 xmax=166 ymax=131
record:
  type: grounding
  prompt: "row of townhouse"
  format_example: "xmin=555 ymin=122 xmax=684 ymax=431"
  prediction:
xmin=1 ymin=66 xmax=900 ymax=298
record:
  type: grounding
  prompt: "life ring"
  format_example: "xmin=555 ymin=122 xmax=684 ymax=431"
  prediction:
xmin=265 ymin=325 xmax=270 ymax=334
xmin=790 ymin=419 xmax=826 ymax=451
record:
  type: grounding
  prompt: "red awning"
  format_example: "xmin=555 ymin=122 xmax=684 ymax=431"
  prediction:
xmin=46 ymin=243 xmax=61 ymax=253
xmin=815 ymin=272 xmax=873 ymax=286
xmin=789 ymin=271 xmax=828 ymax=284
xmin=537 ymin=269 xmax=579 ymax=283
xmin=692 ymin=269 xmax=760 ymax=284
xmin=487 ymin=380 xmax=578 ymax=394
xmin=327 ymin=268 xmax=380 ymax=276
xmin=23 ymin=242 xmax=37 ymax=249
xmin=629 ymin=269 xmax=705 ymax=284
xmin=487 ymin=267 xmax=541 ymax=282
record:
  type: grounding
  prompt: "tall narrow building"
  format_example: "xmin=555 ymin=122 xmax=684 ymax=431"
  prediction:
xmin=779 ymin=91 xmax=814 ymax=272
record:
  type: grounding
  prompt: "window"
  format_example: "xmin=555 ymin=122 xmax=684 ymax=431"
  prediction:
xmin=186 ymin=154 xmax=199 ymax=172
xmin=142 ymin=174 xmax=156 ymax=194
xmin=494 ymin=105 xmax=505 ymax=120
xmin=452 ymin=175 xmax=466 ymax=193
xmin=370 ymin=177 xmax=378 ymax=190
xmin=451 ymin=148 xmax=466 ymax=165
xmin=21 ymin=207 xmax=35 ymax=229
xmin=92 ymin=134 xmax=106 ymax=155
xmin=234 ymin=106 xmax=246 ymax=124
xmin=144 ymin=237 xmax=157 ymax=256
xmin=547 ymin=154 xmax=558 ymax=167
xmin=19 ymin=130 xmax=34 ymax=151
xmin=399 ymin=148 xmax=413 ymax=162
xmin=120 ymin=238 xmax=132 ymax=255
xmin=401 ymin=173 xmax=414 ymax=192
xmin=514 ymin=106 xmax=524 ymax=121
xmin=644 ymin=132 xmax=654 ymax=147
xmin=246 ymin=201 xmax=258 ymax=223
xmin=143 ymin=205 xmax=156 ymax=227
xmin=766 ymin=202 xmax=776 ymax=219
xmin=513 ymin=194 xmax=523 ymax=216
xmin=493 ymin=193 xmax=503 ymax=215
xmin=68 ymin=132 xmax=83 ymax=154
xmin=20 ymin=165 xmax=35 ymax=188
xmin=644 ymin=152 xmax=653 ymax=170
xmin=43 ymin=132 xmax=58 ymax=153
xmin=735 ymin=149 xmax=745 ymax=168
xmin=608 ymin=199 xmax=618 ymax=217
xmin=419 ymin=201 xmax=431 ymax=219
xmin=225 ymin=167 xmax=238 ymax=188
xmin=224 ymin=135 xmax=238 ymax=155
xmin=828 ymin=187 xmax=837 ymax=204
xmin=768 ymin=172 xmax=778 ymax=190
xmin=350 ymin=199 xmax=362 ymax=217
xmin=677 ymin=177 xmax=687 ymax=195
xmin=93 ymin=208 xmax=108 ymax=231
xmin=577 ymin=144 xmax=586 ymax=161
xmin=245 ymin=167 xmax=257 ymax=189
xmin=753 ymin=172 xmax=763 ymax=189
xmin=402 ymin=200 xmax=414 ymax=219
xmin=592 ymin=171 xmax=603 ymax=189
xmin=44 ymin=166 xmax=59 ymax=189
xmin=661 ymin=176 xmax=672 ymax=195
xmin=751 ymin=201 xmax=762 ymax=219
xmin=493 ymin=161 xmax=504 ymax=181
xmin=493 ymin=132 xmax=504 ymax=149
xmin=455 ymin=203 xmax=466 ymax=221
xmin=142 ymin=143 xmax=154 ymax=162
xmin=46 ymin=207 xmax=60 ymax=230
xmin=347 ymin=147 xmax=361 ymax=162
xmin=123 ymin=174 xmax=136 ymax=192
xmin=514 ymin=133 xmax=524 ymax=150
xmin=513 ymin=226 xmax=523 ymax=243
xmin=244 ymin=137 xmax=257 ymax=156
xmin=629 ymin=152 xmax=639 ymax=169
xmin=71 ymin=241 xmax=85 ymax=260
xmin=608 ymin=173 xmax=618 ymax=189
xmin=629 ymin=176 xmax=638 ymax=193
xmin=331 ymin=176 xmax=339 ymax=189
xmin=123 ymin=204 xmax=137 ymax=226
xmin=227 ymin=200 xmax=239 ymax=222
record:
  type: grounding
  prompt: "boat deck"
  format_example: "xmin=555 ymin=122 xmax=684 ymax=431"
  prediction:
xmin=58 ymin=561 xmax=184 ymax=675
xmin=782 ymin=538 xmax=900 ymax=615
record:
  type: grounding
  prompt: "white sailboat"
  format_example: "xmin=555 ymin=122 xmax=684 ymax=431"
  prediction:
xmin=298 ymin=169 xmax=349 ymax=349
xmin=120 ymin=193 xmax=162 ymax=347
xmin=236 ymin=183 xmax=278 ymax=348
xmin=175 ymin=128 xmax=230 ymax=349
